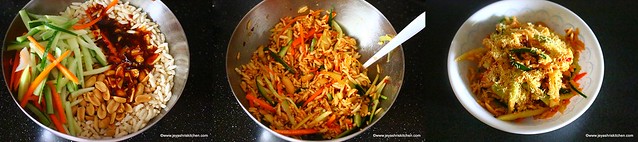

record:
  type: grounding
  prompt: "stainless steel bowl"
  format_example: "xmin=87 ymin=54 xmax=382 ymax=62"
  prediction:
xmin=226 ymin=0 xmax=404 ymax=140
xmin=1 ymin=0 xmax=189 ymax=141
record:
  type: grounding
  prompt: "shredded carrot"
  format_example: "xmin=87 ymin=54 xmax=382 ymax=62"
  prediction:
xmin=573 ymin=72 xmax=587 ymax=81
xmin=310 ymin=10 xmax=324 ymax=17
xmin=326 ymin=114 xmax=337 ymax=127
xmin=47 ymin=82 xmax=67 ymax=124
xmin=273 ymin=129 xmax=318 ymax=136
xmin=260 ymin=64 xmax=275 ymax=76
xmin=305 ymin=28 xmax=316 ymax=39
xmin=20 ymin=50 xmax=71 ymax=107
xmin=34 ymin=96 xmax=44 ymax=110
xmin=49 ymin=114 xmax=67 ymax=134
xmin=303 ymin=86 xmax=325 ymax=106
xmin=292 ymin=36 xmax=304 ymax=48
xmin=9 ymin=53 xmax=20 ymax=90
xmin=248 ymin=98 xmax=255 ymax=108
xmin=27 ymin=36 xmax=79 ymax=84
xmin=246 ymin=94 xmax=276 ymax=113
xmin=99 ymin=30 xmax=118 ymax=55
xmin=276 ymin=82 xmax=284 ymax=96
xmin=104 ymin=0 xmax=118 ymax=12
xmin=72 ymin=16 xmax=103 ymax=30
xmin=13 ymin=70 xmax=23 ymax=92
xmin=72 ymin=0 xmax=118 ymax=30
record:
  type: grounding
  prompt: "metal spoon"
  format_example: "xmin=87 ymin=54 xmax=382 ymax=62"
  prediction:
xmin=362 ymin=12 xmax=426 ymax=68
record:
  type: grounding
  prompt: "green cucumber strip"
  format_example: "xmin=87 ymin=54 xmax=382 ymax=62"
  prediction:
xmin=19 ymin=10 xmax=31 ymax=30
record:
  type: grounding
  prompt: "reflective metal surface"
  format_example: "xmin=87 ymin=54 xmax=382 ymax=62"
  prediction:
xmin=1 ymin=0 xmax=189 ymax=141
xmin=226 ymin=0 xmax=405 ymax=141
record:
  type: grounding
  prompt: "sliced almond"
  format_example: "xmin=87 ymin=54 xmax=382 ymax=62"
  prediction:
xmin=72 ymin=105 xmax=77 ymax=114
xmin=99 ymin=117 xmax=109 ymax=129
xmin=136 ymin=83 xmax=144 ymax=96
xmin=128 ymin=88 xmax=136 ymax=98
xmin=135 ymin=95 xmax=152 ymax=103
xmin=106 ymin=100 xmax=119 ymax=114
xmin=134 ymin=55 xmax=144 ymax=63
xmin=116 ymin=103 xmax=124 ymax=113
xmin=117 ymin=79 xmax=124 ymax=89
xmin=125 ymin=103 xmax=133 ymax=113
xmin=105 ymin=70 xmax=115 ymax=76
xmin=113 ymin=96 xmax=126 ymax=103
xmin=115 ymin=113 xmax=125 ymax=121
xmin=86 ymin=105 xmax=95 ymax=116
xmin=139 ymin=71 xmax=147 ymax=83
xmin=77 ymin=107 xmax=86 ymax=122
xmin=282 ymin=76 xmax=295 ymax=94
xmin=103 ymin=90 xmax=111 ymax=101
xmin=97 ymin=107 xmax=107 ymax=119
xmin=95 ymin=81 xmax=108 ymax=92
xmin=144 ymin=86 xmax=152 ymax=93
xmin=301 ymin=74 xmax=314 ymax=82
xmin=85 ymin=75 xmax=97 ymax=87
xmin=116 ymin=65 xmax=124 ymax=77
xmin=130 ymin=69 xmax=140 ymax=78
xmin=107 ymin=77 xmax=117 ymax=88
xmin=93 ymin=115 xmax=98 ymax=130
xmin=115 ymin=89 xmax=126 ymax=97
xmin=88 ymin=93 xmax=101 ymax=106
xmin=109 ymin=112 xmax=116 ymax=124
xmin=85 ymin=115 xmax=94 ymax=121
xmin=93 ymin=89 xmax=103 ymax=101
xmin=97 ymin=74 xmax=106 ymax=82
xmin=105 ymin=127 xmax=116 ymax=137
xmin=79 ymin=95 xmax=87 ymax=106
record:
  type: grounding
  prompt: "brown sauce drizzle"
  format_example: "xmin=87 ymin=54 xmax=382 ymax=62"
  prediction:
xmin=86 ymin=4 xmax=159 ymax=98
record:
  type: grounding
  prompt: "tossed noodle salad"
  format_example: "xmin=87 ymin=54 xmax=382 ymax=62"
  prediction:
xmin=235 ymin=8 xmax=390 ymax=139
xmin=456 ymin=17 xmax=588 ymax=121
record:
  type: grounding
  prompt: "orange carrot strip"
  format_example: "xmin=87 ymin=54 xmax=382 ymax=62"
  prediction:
xmin=30 ymin=99 xmax=44 ymax=111
xmin=13 ymin=70 xmax=23 ymax=91
xmin=276 ymin=82 xmax=284 ymax=96
xmin=9 ymin=53 xmax=20 ymax=90
xmin=72 ymin=16 xmax=103 ymax=30
xmin=273 ymin=129 xmax=318 ymax=136
xmin=47 ymin=82 xmax=67 ymax=124
xmin=292 ymin=36 xmax=304 ymax=48
xmin=27 ymin=36 xmax=79 ymax=84
xmin=310 ymin=10 xmax=324 ymax=16
xmin=573 ymin=72 xmax=587 ymax=81
xmin=303 ymin=86 xmax=325 ymax=106
xmin=104 ymin=0 xmax=119 ymax=13
xmin=246 ymin=94 xmax=275 ymax=113
xmin=72 ymin=0 xmax=118 ymax=30
xmin=20 ymin=50 xmax=71 ymax=107
xmin=326 ymin=114 xmax=337 ymax=127
xmin=99 ymin=29 xmax=118 ymax=55
xmin=49 ymin=114 xmax=67 ymax=134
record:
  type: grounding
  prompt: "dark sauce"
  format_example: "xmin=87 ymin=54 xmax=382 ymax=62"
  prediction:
xmin=86 ymin=5 xmax=159 ymax=97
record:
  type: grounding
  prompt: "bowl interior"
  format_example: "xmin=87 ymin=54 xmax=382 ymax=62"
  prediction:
xmin=226 ymin=0 xmax=405 ymax=140
xmin=2 ymin=0 xmax=189 ymax=141
xmin=448 ymin=0 xmax=603 ymax=134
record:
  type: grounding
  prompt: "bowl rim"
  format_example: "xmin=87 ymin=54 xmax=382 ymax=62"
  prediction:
xmin=225 ymin=0 xmax=405 ymax=141
xmin=447 ymin=0 xmax=604 ymax=135
xmin=1 ymin=0 xmax=190 ymax=141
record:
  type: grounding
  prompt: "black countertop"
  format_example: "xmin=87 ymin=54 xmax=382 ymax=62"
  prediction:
xmin=1 ymin=0 xmax=637 ymax=141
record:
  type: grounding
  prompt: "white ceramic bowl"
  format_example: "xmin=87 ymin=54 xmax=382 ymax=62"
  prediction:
xmin=447 ymin=0 xmax=604 ymax=134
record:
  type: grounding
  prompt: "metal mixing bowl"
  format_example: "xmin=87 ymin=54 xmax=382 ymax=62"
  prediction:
xmin=226 ymin=0 xmax=404 ymax=140
xmin=1 ymin=0 xmax=189 ymax=141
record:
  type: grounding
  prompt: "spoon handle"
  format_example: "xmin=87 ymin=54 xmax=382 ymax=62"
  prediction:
xmin=363 ymin=12 xmax=426 ymax=69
